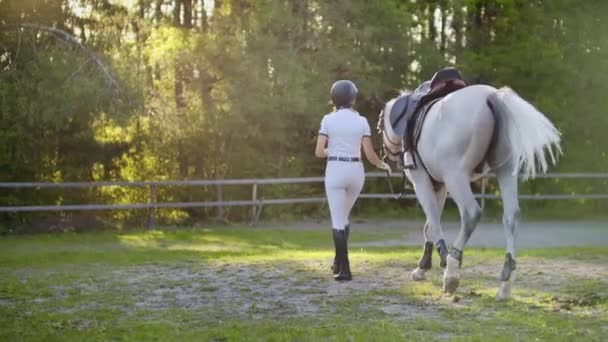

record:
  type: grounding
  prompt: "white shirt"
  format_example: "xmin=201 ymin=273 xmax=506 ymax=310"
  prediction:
xmin=319 ymin=109 xmax=371 ymax=159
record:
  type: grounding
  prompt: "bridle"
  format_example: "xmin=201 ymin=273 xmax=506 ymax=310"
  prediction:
xmin=377 ymin=108 xmax=412 ymax=200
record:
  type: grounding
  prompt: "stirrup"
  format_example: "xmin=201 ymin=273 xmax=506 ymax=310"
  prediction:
xmin=401 ymin=149 xmax=417 ymax=170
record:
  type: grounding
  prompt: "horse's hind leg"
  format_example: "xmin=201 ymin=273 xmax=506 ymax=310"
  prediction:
xmin=409 ymin=171 xmax=446 ymax=281
xmin=443 ymin=173 xmax=483 ymax=293
xmin=495 ymin=168 xmax=520 ymax=300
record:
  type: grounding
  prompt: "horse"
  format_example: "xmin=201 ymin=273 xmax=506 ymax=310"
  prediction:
xmin=378 ymin=84 xmax=562 ymax=299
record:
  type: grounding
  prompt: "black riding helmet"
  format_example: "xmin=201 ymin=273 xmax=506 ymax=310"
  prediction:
xmin=330 ymin=80 xmax=358 ymax=108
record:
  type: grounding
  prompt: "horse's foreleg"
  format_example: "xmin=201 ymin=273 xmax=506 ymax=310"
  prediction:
xmin=409 ymin=170 xmax=444 ymax=281
xmin=496 ymin=170 xmax=520 ymax=300
xmin=443 ymin=175 xmax=482 ymax=293
xmin=413 ymin=230 xmax=433 ymax=281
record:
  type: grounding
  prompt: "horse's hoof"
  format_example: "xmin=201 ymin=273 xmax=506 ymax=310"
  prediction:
xmin=496 ymin=281 xmax=512 ymax=300
xmin=331 ymin=261 xmax=339 ymax=275
xmin=334 ymin=273 xmax=352 ymax=281
xmin=411 ymin=267 xmax=426 ymax=281
xmin=443 ymin=277 xmax=460 ymax=294
xmin=439 ymin=256 xmax=447 ymax=269
xmin=437 ymin=239 xmax=448 ymax=268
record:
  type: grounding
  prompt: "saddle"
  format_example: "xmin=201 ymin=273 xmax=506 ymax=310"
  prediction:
xmin=386 ymin=80 xmax=466 ymax=168
xmin=387 ymin=82 xmax=430 ymax=146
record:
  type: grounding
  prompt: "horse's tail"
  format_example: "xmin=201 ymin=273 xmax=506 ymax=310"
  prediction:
xmin=487 ymin=87 xmax=562 ymax=180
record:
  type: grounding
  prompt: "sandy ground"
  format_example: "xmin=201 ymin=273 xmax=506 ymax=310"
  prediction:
xmin=68 ymin=255 xmax=606 ymax=322
xmin=5 ymin=220 xmax=607 ymax=326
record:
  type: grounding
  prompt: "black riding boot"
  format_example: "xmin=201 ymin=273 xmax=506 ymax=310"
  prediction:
xmin=333 ymin=228 xmax=352 ymax=281
xmin=332 ymin=225 xmax=349 ymax=275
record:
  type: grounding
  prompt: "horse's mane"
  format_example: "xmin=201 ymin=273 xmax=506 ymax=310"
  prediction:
xmin=399 ymin=88 xmax=412 ymax=96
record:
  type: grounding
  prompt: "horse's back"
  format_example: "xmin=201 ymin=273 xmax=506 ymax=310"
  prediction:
xmin=442 ymin=84 xmax=496 ymax=110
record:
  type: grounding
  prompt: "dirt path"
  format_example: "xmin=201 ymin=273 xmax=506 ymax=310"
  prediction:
xmin=42 ymin=255 xmax=607 ymax=323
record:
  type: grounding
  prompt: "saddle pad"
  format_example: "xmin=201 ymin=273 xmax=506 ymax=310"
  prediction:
xmin=388 ymin=95 xmax=409 ymax=137
xmin=412 ymin=98 xmax=442 ymax=149
xmin=383 ymin=90 xmax=429 ymax=157
xmin=381 ymin=109 xmax=402 ymax=160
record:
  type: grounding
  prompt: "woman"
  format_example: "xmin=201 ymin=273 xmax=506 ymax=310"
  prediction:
xmin=315 ymin=80 xmax=391 ymax=281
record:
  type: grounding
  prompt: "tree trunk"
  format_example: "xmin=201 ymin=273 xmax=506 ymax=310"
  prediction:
xmin=200 ymin=0 xmax=208 ymax=32
xmin=155 ymin=0 xmax=163 ymax=26
xmin=173 ymin=0 xmax=182 ymax=26
xmin=183 ymin=0 xmax=192 ymax=28
xmin=439 ymin=2 xmax=447 ymax=53
xmin=452 ymin=2 xmax=463 ymax=50
xmin=173 ymin=0 xmax=189 ymax=177
xmin=428 ymin=2 xmax=437 ymax=44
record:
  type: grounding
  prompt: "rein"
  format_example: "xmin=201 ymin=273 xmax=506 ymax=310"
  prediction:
xmin=383 ymin=168 xmax=411 ymax=200
xmin=378 ymin=108 xmax=413 ymax=199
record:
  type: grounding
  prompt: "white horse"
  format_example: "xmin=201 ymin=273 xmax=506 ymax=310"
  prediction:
xmin=380 ymin=85 xmax=561 ymax=299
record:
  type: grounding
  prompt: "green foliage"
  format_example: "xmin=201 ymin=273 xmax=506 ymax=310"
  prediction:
xmin=1 ymin=0 xmax=608 ymax=230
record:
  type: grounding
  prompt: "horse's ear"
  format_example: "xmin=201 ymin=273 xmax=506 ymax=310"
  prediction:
xmin=372 ymin=91 xmax=385 ymax=106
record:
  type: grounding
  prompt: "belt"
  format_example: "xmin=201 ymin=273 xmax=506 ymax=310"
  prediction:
xmin=328 ymin=156 xmax=361 ymax=162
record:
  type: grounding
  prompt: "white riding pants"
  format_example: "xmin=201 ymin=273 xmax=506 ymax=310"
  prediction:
xmin=324 ymin=161 xmax=365 ymax=230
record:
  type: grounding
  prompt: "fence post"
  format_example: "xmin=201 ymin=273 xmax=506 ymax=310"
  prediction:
xmin=216 ymin=183 xmax=224 ymax=221
xmin=480 ymin=177 xmax=487 ymax=210
xmin=251 ymin=182 xmax=258 ymax=224
xmin=148 ymin=185 xmax=157 ymax=230
xmin=254 ymin=201 xmax=263 ymax=224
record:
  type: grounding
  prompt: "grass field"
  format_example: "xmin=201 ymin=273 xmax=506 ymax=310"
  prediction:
xmin=1 ymin=226 xmax=607 ymax=341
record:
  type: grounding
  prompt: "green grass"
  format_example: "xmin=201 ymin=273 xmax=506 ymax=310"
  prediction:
xmin=1 ymin=227 xmax=607 ymax=341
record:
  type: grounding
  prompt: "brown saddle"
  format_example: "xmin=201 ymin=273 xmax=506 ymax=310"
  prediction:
xmin=404 ymin=81 xmax=466 ymax=151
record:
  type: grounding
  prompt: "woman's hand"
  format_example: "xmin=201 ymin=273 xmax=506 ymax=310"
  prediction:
xmin=362 ymin=137 xmax=390 ymax=174
xmin=377 ymin=161 xmax=392 ymax=176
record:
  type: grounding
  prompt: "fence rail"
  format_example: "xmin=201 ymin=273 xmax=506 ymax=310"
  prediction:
xmin=1 ymin=172 xmax=607 ymax=227
xmin=2 ymin=173 xmax=607 ymax=189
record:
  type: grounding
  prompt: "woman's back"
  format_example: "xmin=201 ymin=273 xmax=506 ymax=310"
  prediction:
xmin=320 ymin=109 xmax=370 ymax=158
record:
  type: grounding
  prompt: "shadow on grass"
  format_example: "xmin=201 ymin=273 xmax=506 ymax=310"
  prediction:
xmin=0 ymin=226 xmax=411 ymax=267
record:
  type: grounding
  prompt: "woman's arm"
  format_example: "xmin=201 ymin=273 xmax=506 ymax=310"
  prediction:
xmin=362 ymin=137 xmax=391 ymax=174
xmin=315 ymin=135 xmax=328 ymax=158
xmin=362 ymin=137 xmax=384 ymax=167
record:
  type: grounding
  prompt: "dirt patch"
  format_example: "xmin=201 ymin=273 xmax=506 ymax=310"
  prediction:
xmin=0 ymin=298 xmax=14 ymax=307
xmin=95 ymin=260 xmax=440 ymax=321
xmin=16 ymin=255 xmax=608 ymax=322
xmin=546 ymin=293 xmax=607 ymax=310
xmin=466 ymin=258 xmax=608 ymax=293
xmin=115 ymin=257 xmax=604 ymax=319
